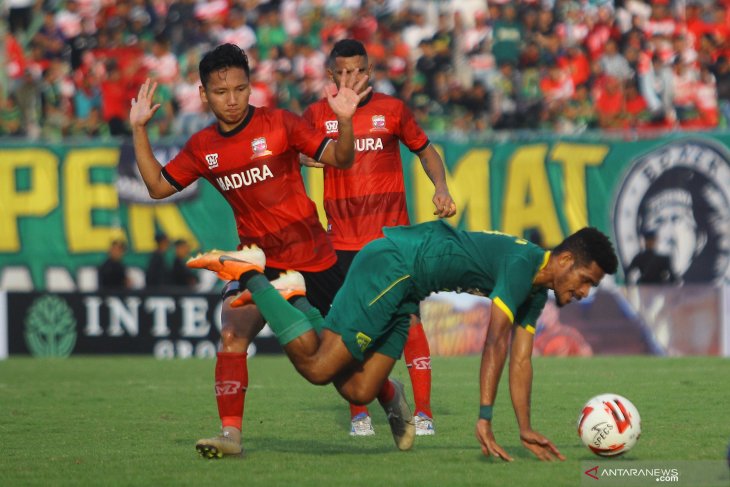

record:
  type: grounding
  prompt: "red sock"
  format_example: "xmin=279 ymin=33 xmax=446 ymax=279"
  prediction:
xmin=215 ymin=352 xmax=248 ymax=430
xmin=377 ymin=379 xmax=395 ymax=404
xmin=349 ymin=403 xmax=369 ymax=419
xmin=404 ymin=321 xmax=432 ymax=418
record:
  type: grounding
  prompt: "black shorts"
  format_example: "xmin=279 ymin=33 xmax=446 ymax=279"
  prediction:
xmin=335 ymin=249 xmax=359 ymax=275
xmin=222 ymin=263 xmax=345 ymax=317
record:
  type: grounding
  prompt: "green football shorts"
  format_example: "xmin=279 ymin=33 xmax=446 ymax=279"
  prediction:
xmin=323 ymin=238 xmax=419 ymax=362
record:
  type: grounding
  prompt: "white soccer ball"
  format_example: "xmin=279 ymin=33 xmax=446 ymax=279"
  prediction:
xmin=577 ymin=393 xmax=641 ymax=456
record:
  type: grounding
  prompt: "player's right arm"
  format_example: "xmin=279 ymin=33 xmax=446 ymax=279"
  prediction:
xmin=130 ymin=79 xmax=177 ymax=199
xmin=475 ymin=303 xmax=514 ymax=462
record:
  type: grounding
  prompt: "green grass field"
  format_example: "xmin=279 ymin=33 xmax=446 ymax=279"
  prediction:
xmin=1 ymin=355 xmax=729 ymax=487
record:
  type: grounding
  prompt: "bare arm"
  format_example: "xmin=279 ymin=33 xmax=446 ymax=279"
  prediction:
xmin=130 ymin=79 xmax=177 ymax=199
xmin=474 ymin=304 xmax=514 ymax=461
xmin=509 ymin=326 xmax=534 ymax=432
xmin=510 ymin=325 xmax=566 ymax=461
xmin=318 ymin=69 xmax=372 ymax=169
xmin=417 ymin=144 xmax=456 ymax=218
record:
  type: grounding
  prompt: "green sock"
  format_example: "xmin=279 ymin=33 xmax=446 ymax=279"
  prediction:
xmin=289 ymin=297 xmax=326 ymax=334
xmin=304 ymin=307 xmax=326 ymax=335
xmin=250 ymin=286 xmax=313 ymax=345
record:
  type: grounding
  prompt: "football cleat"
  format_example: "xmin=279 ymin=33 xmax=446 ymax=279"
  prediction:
xmin=349 ymin=412 xmax=375 ymax=436
xmin=414 ymin=412 xmax=435 ymax=436
xmin=230 ymin=270 xmax=306 ymax=308
xmin=195 ymin=427 xmax=243 ymax=459
xmin=186 ymin=246 xmax=265 ymax=281
xmin=378 ymin=379 xmax=415 ymax=451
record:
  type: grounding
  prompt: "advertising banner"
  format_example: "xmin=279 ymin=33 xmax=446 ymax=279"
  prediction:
xmin=4 ymin=291 xmax=279 ymax=358
xmin=2 ymin=134 xmax=730 ymax=291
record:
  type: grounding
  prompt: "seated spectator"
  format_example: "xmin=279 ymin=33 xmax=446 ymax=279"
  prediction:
xmin=600 ymin=39 xmax=633 ymax=81
xmin=0 ymin=94 xmax=23 ymax=136
xmin=146 ymin=233 xmax=170 ymax=289
xmin=173 ymin=67 xmax=210 ymax=137
xmin=595 ymin=76 xmax=625 ymax=129
xmin=98 ymin=239 xmax=130 ymax=291
xmin=492 ymin=4 xmax=524 ymax=66
xmin=624 ymin=82 xmax=650 ymax=128
xmin=540 ymin=64 xmax=574 ymax=120
xmin=571 ymin=83 xmax=597 ymax=130
xmin=170 ymin=239 xmax=199 ymax=289
xmin=670 ymin=59 xmax=699 ymax=123
xmin=639 ymin=54 xmax=674 ymax=125
xmin=687 ymin=66 xmax=719 ymax=128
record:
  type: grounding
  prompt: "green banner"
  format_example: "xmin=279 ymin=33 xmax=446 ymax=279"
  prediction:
xmin=1 ymin=132 xmax=729 ymax=289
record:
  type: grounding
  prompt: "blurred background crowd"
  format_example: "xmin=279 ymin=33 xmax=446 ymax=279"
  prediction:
xmin=3 ymin=0 xmax=730 ymax=140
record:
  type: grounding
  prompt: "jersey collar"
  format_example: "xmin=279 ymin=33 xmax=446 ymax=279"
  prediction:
xmin=358 ymin=91 xmax=373 ymax=108
xmin=218 ymin=106 xmax=256 ymax=138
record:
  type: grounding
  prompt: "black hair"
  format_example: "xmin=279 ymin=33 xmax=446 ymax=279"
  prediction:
xmin=199 ymin=43 xmax=250 ymax=88
xmin=328 ymin=39 xmax=368 ymax=69
xmin=553 ymin=227 xmax=618 ymax=275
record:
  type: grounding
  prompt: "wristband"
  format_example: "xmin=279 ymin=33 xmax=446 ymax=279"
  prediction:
xmin=479 ymin=405 xmax=493 ymax=421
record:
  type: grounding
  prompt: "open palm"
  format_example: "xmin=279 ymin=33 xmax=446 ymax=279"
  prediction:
xmin=129 ymin=78 xmax=161 ymax=128
xmin=325 ymin=69 xmax=371 ymax=119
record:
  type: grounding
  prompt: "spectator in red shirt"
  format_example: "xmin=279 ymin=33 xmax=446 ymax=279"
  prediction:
xmin=558 ymin=45 xmax=591 ymax=86
xmin=595 ymin=76 xmax=625 ymax=128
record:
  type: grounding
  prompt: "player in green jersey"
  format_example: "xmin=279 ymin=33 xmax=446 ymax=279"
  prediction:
xmin=188 ymin=220 xmax=618 ymax=459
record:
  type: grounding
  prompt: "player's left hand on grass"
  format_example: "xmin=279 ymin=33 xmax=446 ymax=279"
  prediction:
xmin=325 ymin=68 xmax=372 ymax=119
xmin=433 ymin=190 xmax=457 ymax=218
xmin=519 ymin=429 xmax=566 ymax=461
xmin=475 ymin=419 xmax=514 ymax=462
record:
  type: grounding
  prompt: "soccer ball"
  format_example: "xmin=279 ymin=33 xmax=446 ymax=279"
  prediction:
xmin=577 ymin=393 xmax=641 ymax=457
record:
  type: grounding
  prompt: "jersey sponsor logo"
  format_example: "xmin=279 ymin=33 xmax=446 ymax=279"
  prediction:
xmin=325 ymin=120 xmax=339 ymax=134
xmin=612 ymin=139 xmax=730 ymax=283
xmin=215 ymin=164 xmax=274 ymax=191
xmin=370 ymin=115 xmax=387 ymax=132
xmin=205 ymin=153 xmax=219 ymax=169
xmin=215 ymin=380 xmax=243 ymax=396
xmin=251 ymin=137 xmax=273 ymax=159
xmin=355 ymin=331 xmax=372 ymax=352
xmin=409 ymin=356 xmax=431 ymax=370
xmin=355 ymin=137 xmax=384 ymax=152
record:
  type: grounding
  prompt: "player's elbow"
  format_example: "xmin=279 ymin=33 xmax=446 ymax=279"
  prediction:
xmin=147 ymin=190 xmax=168 ymax=200
xmin=335 ymin=154 xmax=354 ymax=169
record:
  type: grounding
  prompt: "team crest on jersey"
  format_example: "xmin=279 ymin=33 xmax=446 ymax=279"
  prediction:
xmin=325 ymin=120 xmax=338 ymax=134
xmin=205 ymin=153 xmax=219 ymax=169
xmin=251 ymin=137 xmax=272 ymax=159
xmin=370 ymin=115 xmax=387 ymax=132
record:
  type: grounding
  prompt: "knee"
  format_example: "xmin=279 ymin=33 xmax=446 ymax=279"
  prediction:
xmin=220 ymin=326 xmax=237 ymax=343
xmin=300 ymin=367 xmax=335 ymax=386
xmin=338 ymin=381 xmax=378 ymax=405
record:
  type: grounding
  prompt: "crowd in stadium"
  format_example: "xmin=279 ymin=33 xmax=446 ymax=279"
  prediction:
xmin=3 ymin=0 xmax=730 ymax=139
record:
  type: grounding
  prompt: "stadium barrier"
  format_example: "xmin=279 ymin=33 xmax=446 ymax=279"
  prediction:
xmin=1 ymin=285 xmax=728 ymax=359
xmin=1 ymin=132 xmax=729 ymax=358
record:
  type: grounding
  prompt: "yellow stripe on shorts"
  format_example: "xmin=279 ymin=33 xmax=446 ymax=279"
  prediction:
xmin=368 ymin=275 xmax=411 ymax=307
xmin=492 ymin=297 xmax=514 ymax=323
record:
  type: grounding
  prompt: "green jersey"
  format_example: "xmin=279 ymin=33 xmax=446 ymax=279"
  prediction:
xmin=383 ymin=220 xmax=549 ymax=331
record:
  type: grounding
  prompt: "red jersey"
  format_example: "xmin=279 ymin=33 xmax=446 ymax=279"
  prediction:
xmin=162 ymin=106 xmax=337 ymax=271
xmin=303 ymin=92 xmax=430 ymax=251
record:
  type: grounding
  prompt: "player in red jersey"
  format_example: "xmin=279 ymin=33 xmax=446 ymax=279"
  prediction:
xmin=303 ymin=39 xmax=457 ymax=437
xmin=129 ymin=43 xmax=370 ymax=458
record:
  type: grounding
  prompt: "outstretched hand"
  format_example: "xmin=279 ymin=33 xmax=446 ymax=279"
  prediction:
xmin=520 ymin=429 xmax=566 ymax=461
xmin=475 ymin=420 xmax=513 ymax=462
xmin=325 ymin=69 xmax=372 ymax=120
xmin=129 ymin=78 xmax=161 ymax=128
